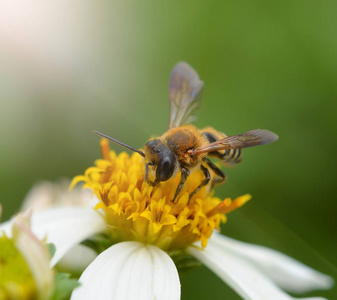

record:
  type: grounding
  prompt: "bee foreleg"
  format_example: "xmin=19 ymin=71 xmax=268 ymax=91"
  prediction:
xmin=148 ymin=178 xmax=159 ymax=187
xmin=188 ymin=165 xmax=210 ymax=204
xmin=203 ymin=157 xmax=227 ymax=186
xmin=172 ymin=167 xmax=190 ymax=203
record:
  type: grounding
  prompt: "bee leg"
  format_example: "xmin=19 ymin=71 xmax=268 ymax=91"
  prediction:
xmin=188 ymin=165 xmax=210 ymax=204
xmin=172 ymin=167 xmax=190 ymax=203
xmin=147 ymin=179 xmax=159 ymax=187
xmin=203 ymin=158 xmax=227 ymax=186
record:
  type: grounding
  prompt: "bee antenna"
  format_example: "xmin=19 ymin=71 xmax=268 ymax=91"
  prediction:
xmin=93 ymin=130 xmax=145 ymax=157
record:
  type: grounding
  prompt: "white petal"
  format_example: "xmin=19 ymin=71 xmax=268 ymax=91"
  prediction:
xmin=209 ymin=232 xmax=334 ymax=293
xmin=12 ymin=215 xmax=54 ymax=299
xmin=30 ymin=207 xmax=106 ymax=266
xmin=21 ymin=180 xmax=99 ymax=212
xmin=188 ymin=242 xmax=328 ymax=300
xmin=71 ymin=241 xmax=181 ymax=300
xmin=1 ymin=207 xmax=105 ymax=266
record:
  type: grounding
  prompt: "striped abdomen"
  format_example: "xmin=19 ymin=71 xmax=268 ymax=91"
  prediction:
xmin=201 ymin=127 xmax=242 ymax=167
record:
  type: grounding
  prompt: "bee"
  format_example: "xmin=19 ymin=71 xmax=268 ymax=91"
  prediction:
xmin=94 ymin=62 xmax=278 ymax=203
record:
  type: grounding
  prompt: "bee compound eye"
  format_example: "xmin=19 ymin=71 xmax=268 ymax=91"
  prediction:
xmin=156 ymin=156 xmax=175 ymax=182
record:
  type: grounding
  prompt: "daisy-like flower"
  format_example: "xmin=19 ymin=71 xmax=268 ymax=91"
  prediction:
xmin=65 ymin=139 xmax=332 ymax=300
xmin=0 ymin=140 xmax=333 ymax=299
xmin=71 ymin=139 xmax=250 ymax=251
xmin=0 ymin=211 xmax=54 ymax=299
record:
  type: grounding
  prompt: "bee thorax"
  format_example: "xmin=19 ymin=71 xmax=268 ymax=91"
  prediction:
xmin=162 ymin=125 xmax=208 ymax=168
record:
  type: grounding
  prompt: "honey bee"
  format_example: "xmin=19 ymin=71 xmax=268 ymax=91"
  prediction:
xmin=94 ymin=62 xmax=278 ymax=203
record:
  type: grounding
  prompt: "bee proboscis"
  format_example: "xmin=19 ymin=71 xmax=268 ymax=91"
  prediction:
xmin=94 ymin=62 xmax=278 ymax=203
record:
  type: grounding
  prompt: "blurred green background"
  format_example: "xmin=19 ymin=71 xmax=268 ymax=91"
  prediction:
xmin=0 ymin=1 xmax=336 ymax=299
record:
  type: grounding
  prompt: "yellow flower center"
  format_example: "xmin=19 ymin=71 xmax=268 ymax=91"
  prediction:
xmin=72 ymin=139 xmax=250 ymax=250
xmin=0 ymin=236 xmax=37 ymax=300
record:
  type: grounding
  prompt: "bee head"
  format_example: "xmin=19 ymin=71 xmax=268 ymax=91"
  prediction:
xmin=144 ymin=139 xmax=177 ymax=183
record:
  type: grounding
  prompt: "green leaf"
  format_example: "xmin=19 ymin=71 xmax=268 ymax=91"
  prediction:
xmin=50 ymin=273 xmax=80 ymax=300
xmin=47 ymin=243 xmax=56 ymax=258
xmin=81 ymin=233 xmax=114 ymax=254
xmin=170 ymin=250 xmax=201 ymax=274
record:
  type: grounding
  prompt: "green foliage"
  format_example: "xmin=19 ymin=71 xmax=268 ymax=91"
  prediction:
xmin=50 ymin=273 xmax=80 ymax=300
xmin=170 ymin=250 xmax=202 ymax=275
xmin=47 ymin=243 xmax=56 ymax=258
xmin=81 ymin=233 xmax=114 ymax=254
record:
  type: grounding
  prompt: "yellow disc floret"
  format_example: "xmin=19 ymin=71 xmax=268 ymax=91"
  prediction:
xmin=71 ymin=139 xmax=251 ymax=250
xmin=0 ymin=236 xmax=36 ymax=300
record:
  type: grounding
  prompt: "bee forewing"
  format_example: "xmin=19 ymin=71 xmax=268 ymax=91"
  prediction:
xmin=168 ymin=62 xmax=204 ymax=129
xmin=192 ymin=129 xmax=278 ymax=155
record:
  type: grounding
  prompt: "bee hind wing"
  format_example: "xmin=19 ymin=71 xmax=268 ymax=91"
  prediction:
xmin=168 ymin=62 xmax=204 ymax=129
xmin=191 ymin=129 xmax=278 ymax=155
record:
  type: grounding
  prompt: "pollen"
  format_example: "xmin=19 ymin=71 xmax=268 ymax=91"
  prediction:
xmin=71 ymin=139 xmax=251 ymax=250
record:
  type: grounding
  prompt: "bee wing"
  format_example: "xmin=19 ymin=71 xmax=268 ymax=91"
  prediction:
xmin=192 ymin=129 xmax=278 ymax=155
xmin=168 ymin=62 xmax=204 ymax=129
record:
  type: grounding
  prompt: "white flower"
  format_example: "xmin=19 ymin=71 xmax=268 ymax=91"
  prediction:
xmin=0 ymin=211 xmax=54 ymax=299
xmin=1 ymin=175 xmax=334 ymax=300
xmin=1 ymin=204 xmax=333 ymax=300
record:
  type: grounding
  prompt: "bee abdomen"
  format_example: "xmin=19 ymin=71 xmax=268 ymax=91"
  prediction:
xmin=221 ymin=148 xmax=242 ymax=166
xmin=202 ymin=130 xmax=242 ymax=167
